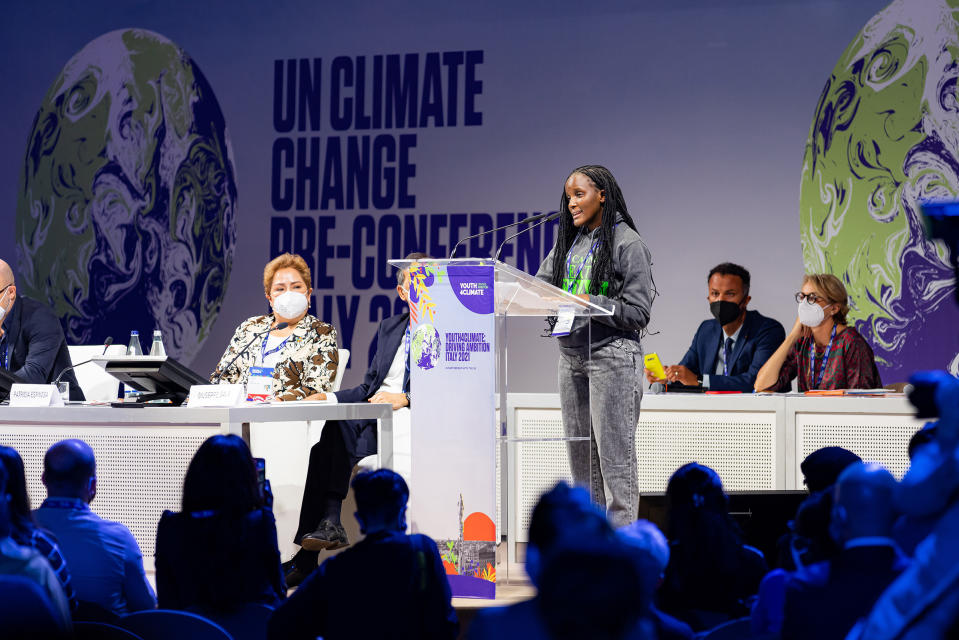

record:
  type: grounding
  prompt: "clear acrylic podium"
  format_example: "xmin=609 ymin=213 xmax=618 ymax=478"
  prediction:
xmin=390 ymin=258 xmax=612 ymax=592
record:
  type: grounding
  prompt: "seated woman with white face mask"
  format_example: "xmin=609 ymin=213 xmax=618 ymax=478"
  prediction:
xmin=211 ymin=253 xmax=338 ymax=401
xmin=753 ymin=274 xmax=881 ymax=392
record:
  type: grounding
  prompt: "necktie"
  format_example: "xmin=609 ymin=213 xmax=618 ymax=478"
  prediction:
xmin=723 ymin=337 xmax=734 ymax=375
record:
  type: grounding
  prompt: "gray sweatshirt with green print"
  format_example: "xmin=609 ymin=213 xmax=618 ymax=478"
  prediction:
xmin=535 ymin=217 xmax=655 ymax=352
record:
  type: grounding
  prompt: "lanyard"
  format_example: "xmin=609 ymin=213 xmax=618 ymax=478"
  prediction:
xmin=0 ymin=339 xmax=7 ymax=370
xmin=403 ymin=324 xmax=412 ymax=391
xmin=564 ymin=231 xmax=601 ymax=293
xmin=260 ymin=333 xmax=290 ymax=362
xmin=809 ymin=324 xmax=837 ymax=390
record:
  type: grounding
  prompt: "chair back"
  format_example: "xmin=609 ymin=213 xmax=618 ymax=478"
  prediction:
xmin=67 ymin=344 xmax=127 ymax=401
xmin=204 ymin=603 xmax=274 ymax=640
xmin=74 ymin=621 xmax=145 ymax=640
xmin=119 ymin=609 xmax=234 ymax=640
xmin=0 ymin=575 xmax=66 ymax=637
xmin=700 ymin=616 xmax=752 ymax=640
xmin=331 ymin=348 xmax=350 ymax=391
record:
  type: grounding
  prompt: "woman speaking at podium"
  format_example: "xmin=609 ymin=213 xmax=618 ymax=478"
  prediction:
xmin=211 ymin=253 xmax=339 ymax=401
xmin=535 ymin=165 xmax=655 ymax=526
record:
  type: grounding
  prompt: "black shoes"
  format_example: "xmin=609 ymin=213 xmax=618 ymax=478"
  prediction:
xmin=282 ymin=558 xmax=312 ymax=589
xmin=300 ymin=518 xmax=350 ymax=551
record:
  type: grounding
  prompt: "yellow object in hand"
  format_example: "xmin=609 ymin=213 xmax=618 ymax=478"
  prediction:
xmin=644 ymin=353 xmax=666 ymax=380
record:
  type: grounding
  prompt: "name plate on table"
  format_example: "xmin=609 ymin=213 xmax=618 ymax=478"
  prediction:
xmin=188 ymin=384 xmax=246 ymax=407
xmin=9 ymin=384 xmax=64 ymax=407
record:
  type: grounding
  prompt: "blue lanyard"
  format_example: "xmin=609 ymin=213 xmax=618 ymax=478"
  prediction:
xmin=0 ymin=339 xmax=7 ymax=370
xmin=564 ymin=231 xmax=601 ymax=293
xmin=809 ymin=324 xmax=837 ymax=390
xmin=260 ymin=334 xmax=290 ymax=362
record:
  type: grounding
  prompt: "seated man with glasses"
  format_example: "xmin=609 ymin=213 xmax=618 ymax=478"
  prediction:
xmin=754 ymin=274 xmax=881 ymax=392
xmin=0 ymin=258 xmax=84 ymax=401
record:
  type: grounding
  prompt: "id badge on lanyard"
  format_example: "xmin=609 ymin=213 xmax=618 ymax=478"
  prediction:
xmin=552 ymin=304 xmax=575 ymax=337
xmin=247 ymin=366 xmax=275 ymax=402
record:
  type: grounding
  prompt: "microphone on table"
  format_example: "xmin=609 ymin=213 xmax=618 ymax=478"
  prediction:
xmin=449 ymin=210 xmax=560 ymax=259
xmin=211 ymin=322 xmax=289 ymax=384
xmin=54 ymin=336 xmax=115 ymax=386
xmin=493 ymin=211 xmax=561 ymax=262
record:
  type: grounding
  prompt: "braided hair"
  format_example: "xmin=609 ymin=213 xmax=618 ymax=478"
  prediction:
xmin=549 ymin=165 xmax=638 ymax=295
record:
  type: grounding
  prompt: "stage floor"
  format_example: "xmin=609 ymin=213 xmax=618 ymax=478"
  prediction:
xmin=452 ymin=580 xmax=535 ymax=609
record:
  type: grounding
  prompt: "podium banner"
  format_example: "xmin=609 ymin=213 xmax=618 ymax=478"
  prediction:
xmin=408 ymin=262 xmax=496 ymax=598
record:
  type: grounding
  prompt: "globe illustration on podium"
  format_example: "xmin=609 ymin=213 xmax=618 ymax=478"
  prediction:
xmin=412 ymin=324 xmax=442 ymax=370
xmin=15 ymin=29 xmax=237 ymax=364
xmin=799 ymin=0 xmax=959 ymax=381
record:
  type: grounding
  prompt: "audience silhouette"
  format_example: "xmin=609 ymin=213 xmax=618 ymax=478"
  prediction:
xmin=471 ymin=482 xmax=651 ymax=640
xmin=268 ymin=468 xmax=458 ymax=640
xmin=657 ymin=462 xmax=767 ymax=630
xmin=0 ymin=445 xmax=77 ymax=612
xmin=33 ymin=439 xmax=156 ymax=617
xmin=848 ymin=371 xmax=959 ymax=638
xmin=5 ymin=377 xmax=959 ymax=640
xmin=155 ymin=434 xmax=286 ymax=613
xmin=618 ymin=519 xmax=693 ymax=640
xmin=0 ymin=458 xmax=72 ymax=635
xmin=782 ymin=463 xmax=908 ymax=640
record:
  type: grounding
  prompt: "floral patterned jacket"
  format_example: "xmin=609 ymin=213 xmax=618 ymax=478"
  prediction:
xmin=211 ymin=313 xmax=339 ymax=400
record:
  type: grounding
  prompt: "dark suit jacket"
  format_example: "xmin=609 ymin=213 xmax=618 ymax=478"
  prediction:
xmin=331 ymin=312 xmax=409 ymax=458
xmin=678 ymin=310 xmax=784 ymax=392
xmin=1 ymin=296 xmax=83 ymax=400
xmin=782 ymin=544 xmax=909 ymax=640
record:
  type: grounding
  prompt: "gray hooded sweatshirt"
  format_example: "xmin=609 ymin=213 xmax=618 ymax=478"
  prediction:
xmin=535 ymin=215 xmax=655 ymax=352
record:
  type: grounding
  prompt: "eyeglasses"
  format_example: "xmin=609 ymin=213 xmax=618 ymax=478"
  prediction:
xmin=795 ymin=292 xmax=826 ymax=304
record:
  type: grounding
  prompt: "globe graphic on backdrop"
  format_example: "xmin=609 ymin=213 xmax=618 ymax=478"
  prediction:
xmin=15 ymin=29 xmax=237 ymax=363
xmin=799 ymin=0 xmax=959 ymax=382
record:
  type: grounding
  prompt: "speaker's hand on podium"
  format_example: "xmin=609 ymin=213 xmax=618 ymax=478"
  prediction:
xmin=368 ymin=391 xmax=408 ymax=410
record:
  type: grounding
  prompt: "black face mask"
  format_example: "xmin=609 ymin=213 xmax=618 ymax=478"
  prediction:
xmin=709 ymin=300 xmax=743 ymax=326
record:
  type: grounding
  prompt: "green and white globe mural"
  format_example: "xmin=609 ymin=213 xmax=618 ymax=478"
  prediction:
xmin=801 ymin=0 xmax=959 ymax=381
xmin=15 ymin=29 xmax=237 ymax=363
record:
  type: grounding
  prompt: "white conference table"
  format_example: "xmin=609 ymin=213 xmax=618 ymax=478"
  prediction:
xmin=0 ymin=402 xmax=393 ymax=566
xmin=503 ymin=392 xmax=925 ymax=550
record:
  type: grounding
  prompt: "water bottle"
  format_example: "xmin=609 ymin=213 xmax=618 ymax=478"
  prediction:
xmin=124 ymin=331 xmax=143 ymax=401
xmin=149 ymin=330 xmax=166 ymax=357
xmin=127 ymin=331 xmax=143 ymax=356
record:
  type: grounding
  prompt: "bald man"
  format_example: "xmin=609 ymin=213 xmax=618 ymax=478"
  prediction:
xmin=0 ymin=259 xmax=83 ymax=400
xmin=781 ymin=463 xmax=909 ymax=640
xmin=34 ymin=440 xmax=155 ymax=616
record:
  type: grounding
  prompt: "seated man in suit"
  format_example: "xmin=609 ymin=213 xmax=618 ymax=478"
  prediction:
xmin=0 ymin=259 xmax=83 ymax=400
xmin=782 ymin=462 xmax=909 ymax=640
xmin=647 ymin=262 xmax=784 ymax=392
xmin=283 ymin=252 xmax=429 ymax=586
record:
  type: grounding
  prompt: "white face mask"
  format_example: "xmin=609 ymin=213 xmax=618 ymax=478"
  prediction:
xmin=272 ymin=290 xmax=309 ymax=319
xmin=798 ymin=300 xmax=826 ymax=327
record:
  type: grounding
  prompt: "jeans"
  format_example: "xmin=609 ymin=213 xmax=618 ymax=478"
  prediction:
xmin=558 ymin=337 xmax=642 ymax=526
